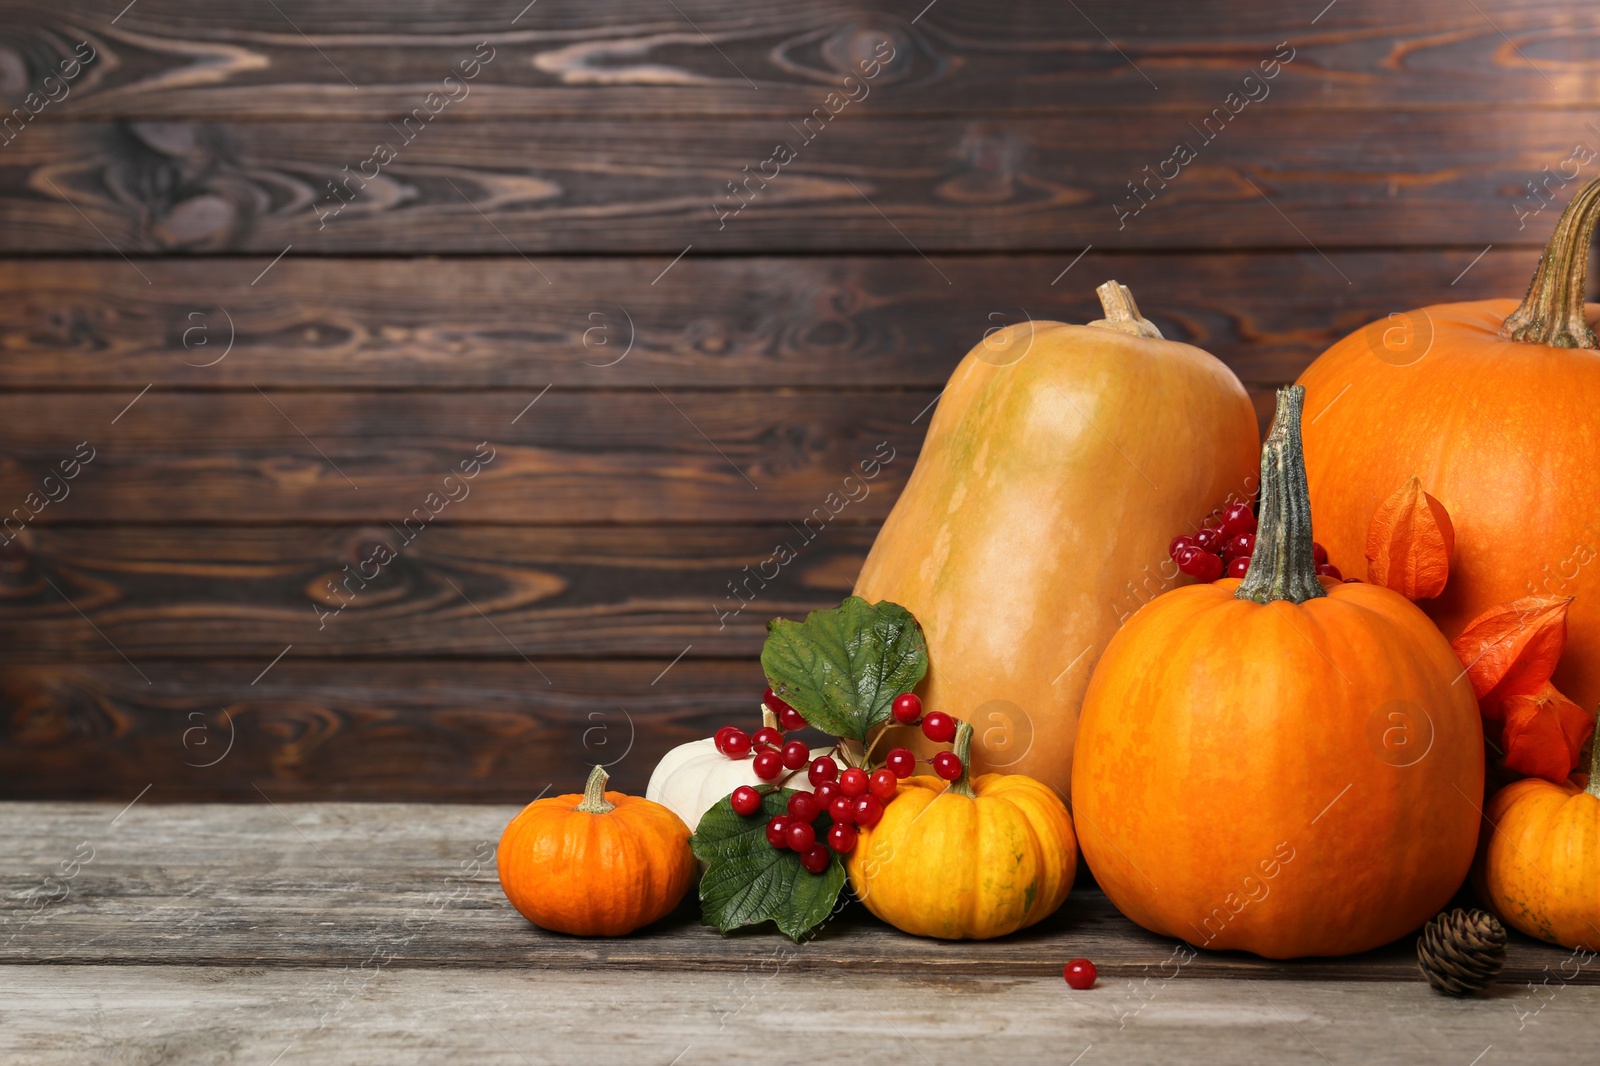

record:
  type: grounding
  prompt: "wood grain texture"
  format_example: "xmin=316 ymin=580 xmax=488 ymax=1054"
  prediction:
xmin=0 ymin=525 xmax=868 ymax=661
xmin=0 ymin=391 xmax=919 ymax=522
xmin=0 ymin=802 xmax=1591 ymax=988
xmin=6 ymin=1 xmax=1600 ymax=119
xmin=0 ymin=661 xmax=786 ymax=801
xmin=8 ymin=965 xmax=1595 ymax=1065
xmin=4 ymin=111 xmax=1597 ymax=253
xmin=0 ymin=249 xmax=1544 ymax=389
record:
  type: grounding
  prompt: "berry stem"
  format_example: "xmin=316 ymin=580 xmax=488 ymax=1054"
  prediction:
xmin=574 ymin=765 xmax=615 ymax=814
xmin=1502 ymin=174 xmax=1600 ymax=349
xmin=946 ymin=721 xmax=976 ymax=799
xmin=1234 ymin=386 xmax=1326 ymax=606
xmin=760 ymin=703 xmax=779 ymax=732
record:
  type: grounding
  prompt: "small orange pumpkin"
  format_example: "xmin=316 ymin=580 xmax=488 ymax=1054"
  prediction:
xmin=1072 ymin=386 xmax=1484 ymax=958
xmin=498 ymin=765 xmax=693 ymax=936
xmin=1475 ymin=741 xmax=1600 ymax=951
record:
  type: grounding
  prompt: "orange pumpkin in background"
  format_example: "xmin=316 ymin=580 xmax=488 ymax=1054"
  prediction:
xmin=498 ymin=766 xmax=693 ymax=937
xmin=1072 ymin=387 xmax=1483 ymax=959
xmin=856 ymin=282 xmax=1259 ymax=798
xmin=1298 ymin=174 xmax=1600 ymax=712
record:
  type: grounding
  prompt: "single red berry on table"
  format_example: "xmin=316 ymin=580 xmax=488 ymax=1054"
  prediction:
xmin=787 ymin=820 xmax=816 ymax=852
xmin=813 ymin=780 xmax=840 ymax=806
xmin=1168 ymin=534 xmax=1197 ymax=561
xmin=714 ymin=726 xmax=751 ymax=758
xmin=921 ymin=712 xmax=957 ymax=744
xmin=730 ymin=785 xmax=762 ymax=817
xmin=800 ymin=843 xmax=831 ymax=874
xmin=1222 ymin=532 xmax=1255 ymax=560
xmin=752 ymin=725 xmax=784 ymax=750
xmin=1064 ymin=958 xmax=1097 ymax=990
xmin=1312 ymin=541 xmax=1329 ymax=566
xmin=829 ymin=796 xmax=857 ymax=825
xmin=1226 ymin=555 xmax=1251 ymax=579
xmin=868 ymin=769 xmax=898 ymax=801
xmin=839 ymin=767 xmax=869 ymax=798
xmin=753 ymin=749 xmax=783 ymax=781
xmin=891 ymin=692 xmax=923 ymax=724
xmin=1193 ymin=527 xmax=1225 ymax=553
xmin=808 ymin=755 xmax=839 ymax=786
xmin=765 ymin=815 xmax=791 ymax=848
xmin=854 ymin=795 xmax=884 ymax=828
xmin=1316 ymin=563 xmax=1343 ymax=581
xmin=1217 ymin=502 xmax=1257 ymax=538
xmin=932 ymin=751 xmax=963 ymax=781
xmin=780 ymin=739 xmax=810 ymax=771
xmin=786 ymin=791 xmax=820 ymax=823
xmin=827 ymin=822 xmax=859 ymax=854
xmin=885 ymin=747 xmax=916 ymax=779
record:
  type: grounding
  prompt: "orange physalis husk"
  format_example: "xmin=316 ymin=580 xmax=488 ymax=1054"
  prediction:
xmin=1365 ymin=475 xmax=1454 ymax=599
xmin=1497 ymin=682 xmax=1595 ymax=783
xmin=1449 ymin=595 xmax=1572 ymax=705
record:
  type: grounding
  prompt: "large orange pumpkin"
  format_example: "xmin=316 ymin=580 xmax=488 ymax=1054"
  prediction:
xmin=1475 ymin=741 xmax=1600 ymax=951
xmin=1072 ymin=386 xmax=1483 ymax=958
xmin=856 ymin=282 xmax=1259 ymax=797
xmin=1299 ymin=174 xmax=1600 ymax=712
xmin=498 ymin=765 xmax=693 ymax=936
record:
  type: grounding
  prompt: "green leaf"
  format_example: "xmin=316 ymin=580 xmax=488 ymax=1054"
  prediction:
xmin=691 ymin=789 xmax=846 ymax=942
xmin=760 ymin=596 xmax=928 ymax=744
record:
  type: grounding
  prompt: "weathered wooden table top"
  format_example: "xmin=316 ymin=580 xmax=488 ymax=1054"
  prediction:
xmin=1 ymin=801 xmax=1592 ymax=1064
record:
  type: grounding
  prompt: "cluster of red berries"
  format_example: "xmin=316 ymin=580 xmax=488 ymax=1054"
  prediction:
xmin=712 ymin=688 xmax=813 ymax=782
xmin=720 ymin=688 xmax=973 ymax=875
xmin=1168 ymin=501 xmax=1346 ymax=583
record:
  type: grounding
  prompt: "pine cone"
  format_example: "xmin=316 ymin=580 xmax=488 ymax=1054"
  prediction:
xmin=1417 ymin=908 xmax=1507 ymax=996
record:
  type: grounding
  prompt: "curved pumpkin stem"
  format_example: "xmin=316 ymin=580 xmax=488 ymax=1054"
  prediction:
xmin=1587 ymin=727 xmax=1600 ymax=799
xmin=1235 ymin=386 xmax=1326 ymax=605
xmin=575 ymin=764 xmax=616 ymax=814
xmin=1501 ymin=174 xmax=1600 ymax=349
xmin=1087 ymin=280 xmax=1163 ymax=339
xmin=947 ymin=720 xmax=976 ymax=799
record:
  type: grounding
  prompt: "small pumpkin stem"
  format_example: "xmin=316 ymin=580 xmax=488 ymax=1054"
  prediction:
xmin=1501 ymin=174 xmax=1600 ymax=349
xmin=1087 ymin=280 xmax=1164 ymax=339
xmin=574 ymin=764 xmax=615 ymax=814
xmin=1235 ymin=386 xmax=1327 ymax=605
xmin=947 ymin=720 xmax=976 ymax=799
xmin=1587 ymin=724 xmax=1600 ymax=799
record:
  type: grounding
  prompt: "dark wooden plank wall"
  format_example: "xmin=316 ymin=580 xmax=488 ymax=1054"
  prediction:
xmin=1 ymin=1 xmax=1595 ymax=800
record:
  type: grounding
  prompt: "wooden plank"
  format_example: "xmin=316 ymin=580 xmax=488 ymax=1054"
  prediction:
xmin=5 ymin=965 xmax=1593 ymax=1065
xmin=11 ymin=1 xmax=1600 ymax=119
xmin=0 ymin=802 xmax=1590 ymax=989
xmin=0 ymin=249 xmax=1543 ymax=389
xmin=0 ymin=525 xmax=869 ymax=661
xmin=0 ymin=661 xmax=777 ymax=801
xmin=0 ymin=391 xmax=920 ymax=522
xmin=3 ymin=111 xmax=1594 ymax=253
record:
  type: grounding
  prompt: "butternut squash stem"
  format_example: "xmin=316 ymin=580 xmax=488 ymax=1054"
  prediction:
xmin=1588 ymin=729 xmax=1600 ymax=799
xmin=1235 ymin=386 xmax=1326 ymax=605
xmin=1501 ymin=174 xmax=1600 ymax=349
xmin=947 ymin=721 xmax=976 ymax=798
xmin=575 ymin=764 xmax=615 ymax=814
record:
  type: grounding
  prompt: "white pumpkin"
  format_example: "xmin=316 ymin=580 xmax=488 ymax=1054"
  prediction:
xmin=646 ymin=738 xmax=829 ymax=831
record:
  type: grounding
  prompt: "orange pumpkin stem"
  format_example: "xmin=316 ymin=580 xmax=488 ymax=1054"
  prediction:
xmin=1235 ymin=385 xmax=1326 ymax=605
xmin=1501 ymin=174 xmax=1600 ymax=349
xmin=947 ymin=720 xmax=976 ymax=798
xmin=575 ymin=764 xmax=616 ymax=814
